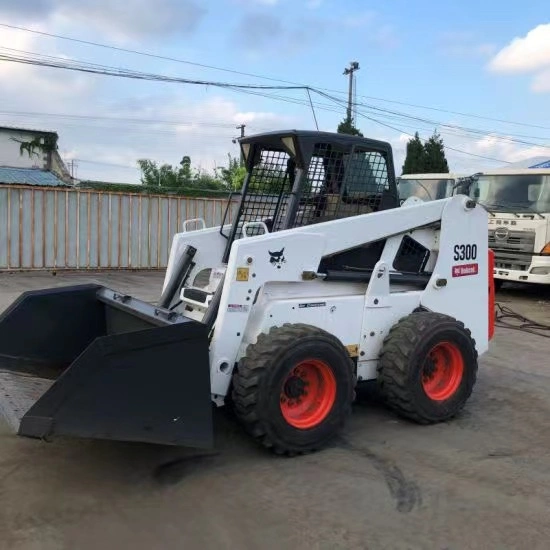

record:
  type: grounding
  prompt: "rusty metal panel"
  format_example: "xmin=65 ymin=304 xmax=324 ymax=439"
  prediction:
xmin=0 ymin=188 xmax=8 ymax=268
xmin=20 ymin=189 xmax=32 ymax=268
xmin=0 ymin=185 xmax=234 ymax=271
xmin=67 ymin=191 xmax=78 ymax=267
xmin=88 ymin=193 xmax=99 ymax=269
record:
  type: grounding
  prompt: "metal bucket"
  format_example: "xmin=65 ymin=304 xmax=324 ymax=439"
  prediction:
xmin=0 ymin=284 xmax=213 ymax=448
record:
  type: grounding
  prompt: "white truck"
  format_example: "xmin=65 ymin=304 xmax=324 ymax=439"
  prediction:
xmin=397 ymin=173 xmax=470 ymax=204
xmin=469 ymin=168 xmax=550 ymax=288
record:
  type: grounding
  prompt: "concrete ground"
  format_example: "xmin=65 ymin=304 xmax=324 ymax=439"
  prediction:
xmin=0 ymin=271 xmax=549 ymax=550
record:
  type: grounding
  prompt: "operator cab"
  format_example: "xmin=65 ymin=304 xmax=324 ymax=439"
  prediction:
xmin=180 ymin=131 xmax=402 ymax=316
xmin=219 ymin=130 xmax=402 ymax=275
xmin=221 ymin=130 xmax=399 ymax=252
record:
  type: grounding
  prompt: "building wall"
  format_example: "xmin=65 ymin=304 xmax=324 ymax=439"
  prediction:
xmin=0 ymin=185 xmax=238 ymax=270
xmin=0 ymin=130 xmax=50 ymax=170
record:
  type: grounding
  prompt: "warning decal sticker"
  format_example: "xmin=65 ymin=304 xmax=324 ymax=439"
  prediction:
xmin=227 ymin=304 xmax=250 ymax=313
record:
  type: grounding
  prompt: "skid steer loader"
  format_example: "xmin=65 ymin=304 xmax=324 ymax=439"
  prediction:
xmin=0 ymin=130 xmax=495 ymax=455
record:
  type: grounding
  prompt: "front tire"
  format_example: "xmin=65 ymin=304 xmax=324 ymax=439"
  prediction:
xmin=232 ymin=324 xmax=356 ymax=456
xmin=377 ymin=311 xmax=478 ymax=424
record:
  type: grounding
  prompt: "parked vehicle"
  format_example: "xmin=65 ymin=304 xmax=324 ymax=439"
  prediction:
xmin=397 ymin=173 xmax=470 ymax=203
xmin=469 ymin=168 xmax=550 ymax=288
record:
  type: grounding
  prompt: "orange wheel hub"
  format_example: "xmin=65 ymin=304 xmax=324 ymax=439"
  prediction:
xmin=422 ymin=341 xmax=464 ymax=401
xmin=280 ymin=359 xmax=337 ymax=429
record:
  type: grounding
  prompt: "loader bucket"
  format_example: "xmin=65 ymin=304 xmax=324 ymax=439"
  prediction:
xmin=0 ymin=284 xmax=213 ymax=448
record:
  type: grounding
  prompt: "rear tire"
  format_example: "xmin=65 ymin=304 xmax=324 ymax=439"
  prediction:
xmin=232 ymin=323 xmax=356 ymax=456
xmin=377 ymin=311 xmax=478 ymax=424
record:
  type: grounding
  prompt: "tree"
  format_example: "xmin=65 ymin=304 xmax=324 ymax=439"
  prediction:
xmin=215 ymin=153 xmax=246 ymax=190
xmin=137 ymin=159 xmax=186 ymax=187
xmin=137 ymin=155 xmax=226 ymax=189
xmin=424 ymin=130 xmax=449 ymax=173
xmin=402 ymin=132 xmax=427 ymax=174
xmin=337 ymin=116 xmax=363 ymax=137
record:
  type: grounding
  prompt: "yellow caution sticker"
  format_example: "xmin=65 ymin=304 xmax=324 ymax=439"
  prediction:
xmin=346 ymin=344 xmax=359 ymax=358
xmin=236 ymin=267 xmax=249 ymax=281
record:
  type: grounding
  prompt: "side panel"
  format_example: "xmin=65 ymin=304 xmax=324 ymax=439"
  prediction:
xmin=241 ymin=293 xmax=365 ymax=360
xmin=163 ymin=224 xmax=232 ymax=292
xmin=421 ymin=199 xmax=489 ymax=353
xmin=209 ymin=232 xmax=327 ymax=397
xmin=209 ymin=196 xmax=488 ymax=398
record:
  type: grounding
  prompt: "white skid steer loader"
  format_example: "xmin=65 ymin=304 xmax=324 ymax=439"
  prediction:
xmin=0 ymin=130 xmax=495 ymax=455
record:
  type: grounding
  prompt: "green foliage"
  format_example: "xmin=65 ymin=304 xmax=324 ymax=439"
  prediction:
xmin=215 ymin=153 xmax=247 ymax=190
xmin=337 ymin=116 xmax=363 ymax=137
xmin=402 ymin=132 xmax=426 ymax=174
xmin=137 ymin=157 xmax=203 ymax=188
xmin=424 ymin=131 xmax=449 ymax=173
xmin=13 ymin=133 xmax=58 ymax=159
xmin=401 ymin=130 xmax=449 ymax=174
xmin=78 ymin=180 xmax=231 ymax=198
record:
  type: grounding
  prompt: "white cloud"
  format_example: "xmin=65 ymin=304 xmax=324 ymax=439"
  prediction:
xmin=341 ymin=11 xmax=376 ymax=28
xmin=51 ymin=94 xmax=295 ymax=183
xmin=0 ymin=0 xmax=207 ymax=43
xmin=234 ymin=12 xmax=324 ymax=58
xmin=0 ymin=26 xmax=94 ymax=111
xmin=531 ymin=68 xmax=550 ymax=93
xmin=0 ymin=11 xmax=299 ymax=184
xmin=489 ymin=24 xmax=550 ymax=73
xmin=339 ymin=12 xmax=399 ymax=49
xmin=438 ymin=31 xmax=496 ymax=58
xmin=487 ymin=24 xmax=550 ymax=93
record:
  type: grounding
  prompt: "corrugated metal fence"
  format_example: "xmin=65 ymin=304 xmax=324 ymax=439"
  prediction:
xmin=0 ymin=185 xmax=237 ymax=271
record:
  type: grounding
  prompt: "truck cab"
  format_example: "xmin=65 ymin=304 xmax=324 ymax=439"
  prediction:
xmin=469 ymin=168 xmax=550 ymax=286
xmin=396 ymin=173 xmax=468 ymax=204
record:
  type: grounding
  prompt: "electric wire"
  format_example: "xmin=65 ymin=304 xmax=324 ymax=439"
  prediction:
xmin=494 ymin=303 xmax=550 ymax=339
xmin=1 ymin=45 xmax=548 ymax=164
xmin=4 ymin=21 xmax=550 ymax=132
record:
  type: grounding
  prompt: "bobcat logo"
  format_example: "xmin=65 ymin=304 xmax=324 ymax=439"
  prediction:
xmin=268 ymin=248 xmax=286 ymax=269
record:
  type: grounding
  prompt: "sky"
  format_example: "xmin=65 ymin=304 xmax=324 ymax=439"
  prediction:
xmin=0 ymin=0 xmax=549 ymax=183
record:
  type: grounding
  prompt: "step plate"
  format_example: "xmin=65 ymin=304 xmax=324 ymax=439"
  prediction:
xmin=0 ymin=371 xmax=53 ymax=432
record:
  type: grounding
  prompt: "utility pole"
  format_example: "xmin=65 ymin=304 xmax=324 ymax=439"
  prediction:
xmin=236 ymin=124 xmax=246 ymax=166
xmin=343 ymin=61 xmax=360 ymax=124
xmin=66 ymin=159 xmax=78 ymax=180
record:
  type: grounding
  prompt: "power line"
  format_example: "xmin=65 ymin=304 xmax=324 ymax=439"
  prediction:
xmin=0 ymin=22 xmax=298 ymax=86
xmin=73 ymin=159 xmax=138 ymax=170
xmin=0 ymin=47 xmax=540 ymax=163
xmin=3 ymin=22 xmax=549 ymax=132
xmin=2 ymin=46 xmax=545 ymax=153
xmin=0 ymin=109 xmax=270 ymax=131
xmin=315 ymin=90 xmax=514 ymax=163
xmin=0 ymin=46 xmax=305 ymax=91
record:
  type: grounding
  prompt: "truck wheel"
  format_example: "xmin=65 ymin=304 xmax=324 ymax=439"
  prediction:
xmin=377 ymin=311 xmax=478 ymax=424
xmin=232 ymin=323 xmax=356 ymax=456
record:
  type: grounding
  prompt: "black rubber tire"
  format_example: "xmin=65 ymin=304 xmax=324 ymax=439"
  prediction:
xmin=232 ymin=323 xmax=356 ymax=456
xmin=494 ymin=278 xmax=504 ymax=291
xmin=377 ymin=311 xmax=478 ymax=424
